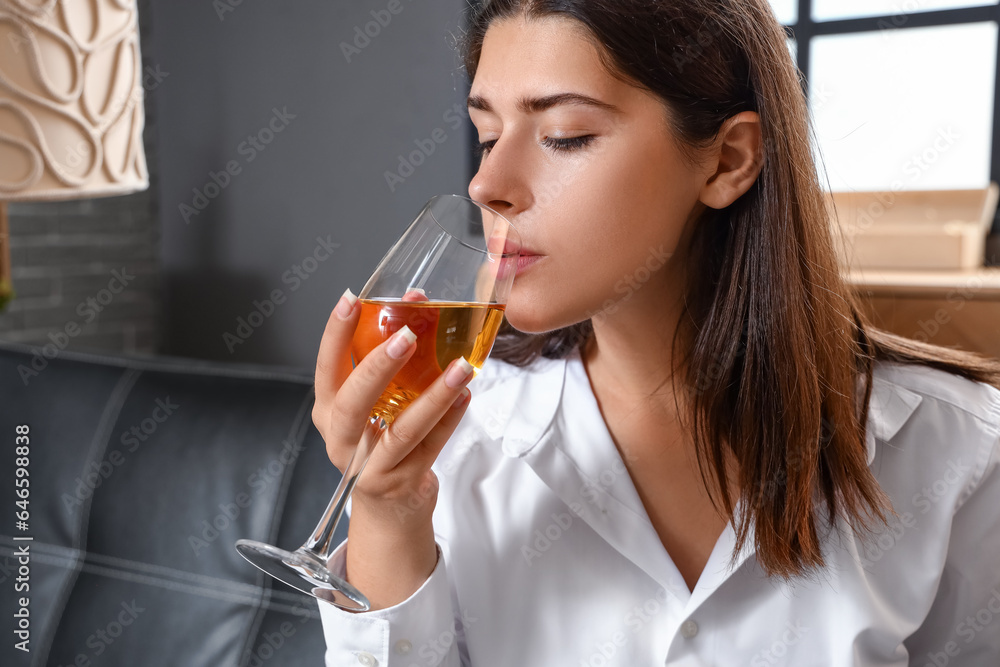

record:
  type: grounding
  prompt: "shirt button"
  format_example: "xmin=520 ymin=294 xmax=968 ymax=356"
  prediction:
xmin=680 ymin=620 xmax=699 ymax=639
xmin=394 ymin=639 xmax=413 ymax=655
xmin=357 ymin=652 xmax=377 ymax=666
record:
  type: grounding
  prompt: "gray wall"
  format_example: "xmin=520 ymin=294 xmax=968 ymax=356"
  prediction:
xmin=151 ymin=0 xmax=473 ymax=370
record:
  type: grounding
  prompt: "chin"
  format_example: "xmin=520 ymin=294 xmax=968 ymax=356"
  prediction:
xmin=503 ymin=311 xmax=552 ymax=335
xmin=502 ymin=295 xmax=587 ymax=335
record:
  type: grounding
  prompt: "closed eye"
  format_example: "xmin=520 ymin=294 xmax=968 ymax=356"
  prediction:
xmin=542 ymin=135 xmax=595 ymax=152
xmin=474 ymin=138 xmax=498 ymax=159
xmin=474 ymin=135 xmax=596 ymax=159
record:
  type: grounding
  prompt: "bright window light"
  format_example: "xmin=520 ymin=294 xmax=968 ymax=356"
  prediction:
xmin=813 ymin=0 xmax=998 ymax=22
xmin=809 ymin=22 xmax=997 ymax=191
xmin=769 ymin=0 xmax=797 ymax=24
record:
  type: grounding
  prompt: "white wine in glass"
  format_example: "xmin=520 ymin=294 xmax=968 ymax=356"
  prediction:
xmin=236 ymin=194 xmax=519 ymax=610
xmin=353 ymin=299 xmax=506 ymax=420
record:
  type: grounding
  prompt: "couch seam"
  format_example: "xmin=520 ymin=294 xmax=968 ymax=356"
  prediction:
xmin=35 ymin=367 xmax=141 ymax=667
xmin=0 ymin=542 xmax=321 ymax=619
xmin=0 ymin=539 xmax=311 ymax=605
xmin=237 ymin=389 xmax=317 ymax=666
xmin=0 ymin=340 xmax=313 ymax=385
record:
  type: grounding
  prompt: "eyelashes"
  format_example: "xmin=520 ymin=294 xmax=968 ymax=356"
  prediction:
xmin=473 ymin=139 xmax=496 ymax=159
xmin=474 ymin=135 xmax=596 ymax=159
xmin=543 ymin=135 xmax=595 ymax=152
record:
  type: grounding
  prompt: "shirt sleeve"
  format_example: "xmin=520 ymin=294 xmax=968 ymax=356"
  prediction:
xmin=319 ymin=539 xmax=462 ymax=667
xmin=905 ymin=430 xmax=1000 ymax=666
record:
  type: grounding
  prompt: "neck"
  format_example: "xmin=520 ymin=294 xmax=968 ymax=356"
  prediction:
xmin=582 ymin=268 xmax=690 ymax=419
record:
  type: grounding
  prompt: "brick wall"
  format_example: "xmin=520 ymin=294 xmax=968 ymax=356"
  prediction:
xmin=0 ymin=0 xmax=161 ymax=357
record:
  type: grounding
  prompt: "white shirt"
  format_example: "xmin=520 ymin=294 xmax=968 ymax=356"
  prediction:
xmin=320 ymin=350 xmax=1000 ymax=666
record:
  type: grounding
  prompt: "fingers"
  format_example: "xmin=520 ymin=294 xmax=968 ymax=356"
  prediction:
xmin=315 ymin=288 xmax=361 ymax=399
xmin=395 ymin=385 xmax=472 ymax=474
xmin=324 ymin=325 xmax=418 ymax=454
xmin=401 ymin=288 xmax=429 ymax=303
xmin=367 ymin=356 xmax=476 ymax=473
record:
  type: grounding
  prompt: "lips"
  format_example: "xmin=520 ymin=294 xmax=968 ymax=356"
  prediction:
xmin=496 ymin=238 xmax=540 ymax=259
xmin=496 ymin=245 xmax=542 ymax=280
xmin=501 ymin=240 xmax=524 ymax=256
xmin=515 ymin=254 xmax=542 ymax=275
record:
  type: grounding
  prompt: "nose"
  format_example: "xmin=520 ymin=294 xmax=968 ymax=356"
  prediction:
xmin=467 ymin=138 xmax=529 ymax=220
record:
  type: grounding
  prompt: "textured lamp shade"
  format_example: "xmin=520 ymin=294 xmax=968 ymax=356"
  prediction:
xmin=0 ymin=0 xmax=148 ymax=201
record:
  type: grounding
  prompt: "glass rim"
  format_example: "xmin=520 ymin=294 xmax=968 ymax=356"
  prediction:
xmin=426 ymin=194 xmax=520 ymax=259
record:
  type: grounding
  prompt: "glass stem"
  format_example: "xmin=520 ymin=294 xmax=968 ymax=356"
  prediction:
xmin=303 ymin=416 xmax=386 ymax=561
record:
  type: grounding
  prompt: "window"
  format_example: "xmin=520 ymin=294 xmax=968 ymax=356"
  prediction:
xmin=769 ymin=0 xmax=797 ymax=24
xmin=810 ymin=23 xmax=996 ymax=191
xmin=813 ymin=0 xmax=996 ymax=22
xmin=772 ymin=1 xmax=1000 ymax=235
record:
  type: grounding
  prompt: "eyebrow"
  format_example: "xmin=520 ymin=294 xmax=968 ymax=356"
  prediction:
xmin=466 ymin=92 xmax=620 ymax=115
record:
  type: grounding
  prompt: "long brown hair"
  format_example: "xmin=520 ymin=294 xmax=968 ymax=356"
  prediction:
xmin=462 ymin=0 xmax=1000 ymax=578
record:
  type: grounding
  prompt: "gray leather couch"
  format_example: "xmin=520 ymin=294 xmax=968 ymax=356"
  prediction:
xmin=0 ymin=341 xmax=345 ymax=666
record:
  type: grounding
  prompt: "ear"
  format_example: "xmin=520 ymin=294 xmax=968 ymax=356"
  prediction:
xmin=698 ymin=111 xmax=763 ymax=210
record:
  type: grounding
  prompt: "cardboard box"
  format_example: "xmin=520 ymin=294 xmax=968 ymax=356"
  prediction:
xmin=827 ymin=185 xmax=999 ymax=270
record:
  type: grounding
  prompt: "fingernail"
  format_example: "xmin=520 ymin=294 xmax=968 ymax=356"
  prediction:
xmin=452 ymin=388 xmax=471 ymax=409
xmin=444 ymin=357 xmax=475 ymax=388
xmin=402 ymin=287 xmax=428 ymax=302
xmin=334 ymin=288 xmax=357 ymax=320
xmin=387 ymin=325 xmax=417 ymax=359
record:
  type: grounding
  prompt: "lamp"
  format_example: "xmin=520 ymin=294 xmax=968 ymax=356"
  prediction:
xmin=0 ymin=0 xmax=148 ymax=309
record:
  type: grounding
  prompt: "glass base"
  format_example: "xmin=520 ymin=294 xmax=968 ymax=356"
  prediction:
xmin=235 ymin=539 xmax=370 ymax=611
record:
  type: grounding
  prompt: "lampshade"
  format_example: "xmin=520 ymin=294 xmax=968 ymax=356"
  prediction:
xmin=0 ymin=0 xmax=148 ymax=201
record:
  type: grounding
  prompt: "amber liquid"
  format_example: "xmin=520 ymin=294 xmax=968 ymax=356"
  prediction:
xmin=351 ymin=300 xmax=505 ymax=422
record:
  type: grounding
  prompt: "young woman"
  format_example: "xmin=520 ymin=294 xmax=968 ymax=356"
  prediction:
xmin=312 ymin=1 xmax=1000 ymax=664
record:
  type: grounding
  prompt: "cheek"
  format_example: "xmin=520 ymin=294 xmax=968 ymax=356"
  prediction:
xmin=502 ymin=134 xmax=699 ymax=333
xmin=551 ymin=142 xmax=694 ymax=277
xmin=598 ymin=137 xmax=698 ymax=227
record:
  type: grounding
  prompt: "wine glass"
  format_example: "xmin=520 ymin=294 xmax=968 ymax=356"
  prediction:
xmin=235 ymin=194 xmax=520 ymax=611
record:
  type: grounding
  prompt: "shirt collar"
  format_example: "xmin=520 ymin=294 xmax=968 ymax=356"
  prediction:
xmin=470 ymin=355 xmax=566 ymax=458
xmin=490 ymin=355 xmax=924 ymax=467
xmin=865 ymin=370 xmax=924 ymax=465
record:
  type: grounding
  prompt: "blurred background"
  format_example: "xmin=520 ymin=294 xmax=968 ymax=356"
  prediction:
xmin=1 ymin=0 xmax=998 ymax=369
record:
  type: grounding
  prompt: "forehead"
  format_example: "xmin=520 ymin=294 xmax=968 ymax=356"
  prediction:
xmin=470 ymin=15 xmax=620 ymax=100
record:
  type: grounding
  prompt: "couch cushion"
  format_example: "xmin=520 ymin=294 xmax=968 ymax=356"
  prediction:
xmin=0 ymin=341 xmax=345 ymax=666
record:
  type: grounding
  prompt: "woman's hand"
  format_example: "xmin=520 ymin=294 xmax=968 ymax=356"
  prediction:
xmin=311 ymin=288 xmax=475 ymax=609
